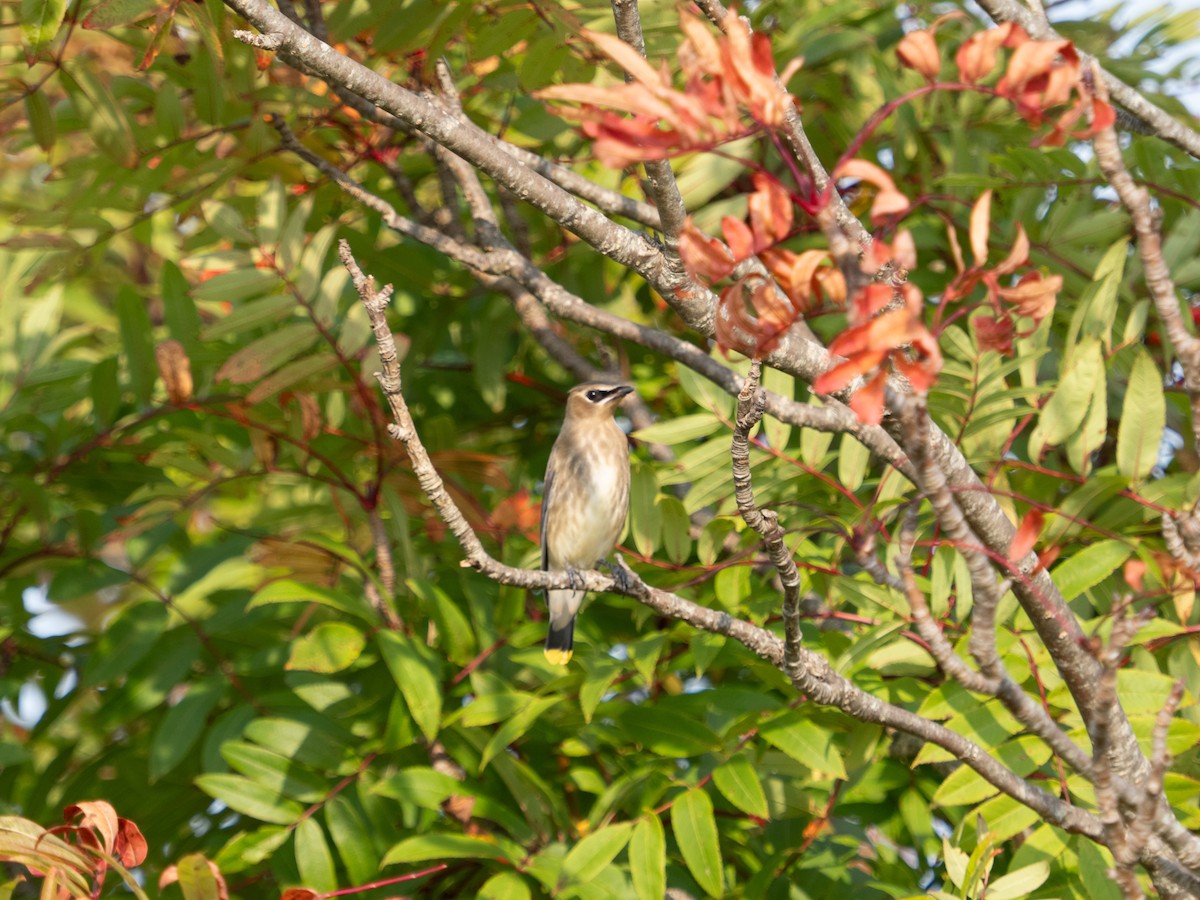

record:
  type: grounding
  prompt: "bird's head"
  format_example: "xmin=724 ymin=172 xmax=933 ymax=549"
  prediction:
xmin=565 ymin=382 xmax=635 ymax=420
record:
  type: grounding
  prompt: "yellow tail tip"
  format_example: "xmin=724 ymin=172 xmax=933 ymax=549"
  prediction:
xmin=544 ymin=648 xmax=573 ymax=666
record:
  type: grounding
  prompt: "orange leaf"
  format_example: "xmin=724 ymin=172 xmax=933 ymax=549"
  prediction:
xmin=893 ymin=352 xmax=940 ymax=393
xmin=64 ymin=802 xmax=120 ymax=857
xmin=748 ymin=173 xmax=793 ymax=245
xmin=956 ymin=24 xmax=1027 ymax=84
xmin=678 ymin=220 xmax=736 ymax=282
xmin=969 ymin=189 xmax=992 ymax=268
xmin=849 ymin=369 xmax=888 ymax=425
xmin=999 ymin=40 xmax=1075 ymax=95
xmin=1124 ymin=558 xmax=1147 ymax=592
xmin=835 ymin=158 xmax=898 ymax=193
xmin=721 ymin=215 xmax=755 ymax=260
xmin=853 ymin=283 xmax=895 ymax=322
xmin=870 ymin=188 xmax=911 ymax=225
xmin=1009 ymin=509 xmax=1044 ymax=561
xmin=897 ymin=30 xmax=940 ymax=80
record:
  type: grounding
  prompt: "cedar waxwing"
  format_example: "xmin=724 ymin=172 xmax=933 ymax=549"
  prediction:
xmin=541 ymin=382 xmax=635 ymax=665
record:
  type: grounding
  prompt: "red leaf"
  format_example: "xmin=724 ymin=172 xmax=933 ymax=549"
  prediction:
xmin=115 ymin=818 xmax=148 ymax=867
xmin=1009 ymin=509 xmax=1044 ymax=561
xmin=973 ymin=314 xmax=1014 ymax=355
xmin=812 ymin=351 xmax=888 ymax=395
xmin=281 ymin=891 xmax=320 ymax=900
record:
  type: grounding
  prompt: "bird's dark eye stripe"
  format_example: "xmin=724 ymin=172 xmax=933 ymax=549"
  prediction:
xmin=586 ymin=389 xmax=606 ymax=402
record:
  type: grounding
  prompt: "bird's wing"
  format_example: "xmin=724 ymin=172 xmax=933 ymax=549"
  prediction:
xmin=540 ymin=452 xmax=556 ymax=572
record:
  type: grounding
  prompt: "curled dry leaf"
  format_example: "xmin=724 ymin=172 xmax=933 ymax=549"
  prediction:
xmin=896 ymin=29 xmax=940 ymax=80
xmin=155 ymin=339 xmax=193 ymax=404
xmin=997 ymin=271 xmax=1062 ymax=321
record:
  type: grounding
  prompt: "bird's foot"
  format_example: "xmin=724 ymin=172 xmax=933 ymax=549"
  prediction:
xmin=565 ymin=566 xmax=584 ymax=593
xmin=601 ymin=557 xmax=630 ymax=593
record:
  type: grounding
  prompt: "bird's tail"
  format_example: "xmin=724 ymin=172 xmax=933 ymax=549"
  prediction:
xmin=544 ymin=588 xmax=583 ymax=665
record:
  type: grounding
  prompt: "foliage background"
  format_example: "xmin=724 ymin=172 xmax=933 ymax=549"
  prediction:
xmin=3 ymin=0 xmax=1200 ymax=897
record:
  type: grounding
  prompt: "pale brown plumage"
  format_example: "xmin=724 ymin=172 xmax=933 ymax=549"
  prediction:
xmin=541 ymin=383 xmax=634 ymax=665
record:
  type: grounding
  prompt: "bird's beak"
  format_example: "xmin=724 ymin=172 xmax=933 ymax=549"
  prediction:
xmin=613 ymin=385 xmax=635 ymax=401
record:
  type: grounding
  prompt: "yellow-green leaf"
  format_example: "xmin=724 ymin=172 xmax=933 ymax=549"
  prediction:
xmin=287 ymin=622 xmax=366 ymax=674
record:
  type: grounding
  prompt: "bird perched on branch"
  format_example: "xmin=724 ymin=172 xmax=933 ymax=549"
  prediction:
xmin=541 ymin=382 xmax=635 ymax=665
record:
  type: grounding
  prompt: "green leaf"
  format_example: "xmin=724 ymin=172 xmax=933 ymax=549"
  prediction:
xmin=1117 ymin=349 xmax=1165 ymax=481
xmin=372 ymin=767 xmax=462 ymax=808
xmin=838 ymin=434 xmax=869 ymax=492
xmin=658 ymin=496 xmax=691 ymax=565
xmin=245 ymin=352 xmax=339 ymax=404
xmin=243 ymin=715 xmax=350 ymax=770
xmin=579 ymin=656 xmax=623 ymax=724
xmin=21 ymin=0 xmax=67 ymax=60
xmin=257 ymin=178 xmax=288 ymax=247
xmin=561 ymin=822 xmax=633 ymax=885
xmin=287 ymin=621 xmax=366 ymax=674
xmin=481 ymin=696 xmax=561 ymax=771
xmin=985 ymin=861 xmax=1050 ymax=900
xmin=116 ymin=286 xmax=156 ymax=404
xmin=61 ymin=63 xmax=138 ymax=167
xmin=1050 ymin=540 xmax=1132 ymax=603
xmin=671 ymin=788 xmax=723 ymax=898
xmin=173 ymin=853 xmax=223 ymax=900
xmin=214 ymin=323 xmax=317 ymax=385
xmin=220 ymin=741 xmax=328 ymax=802
xmin=247 ymin=579 xmax=377 ymax=622
xmin=295 ymin=818 xmax=337 ymax=893
xmin=629 ymin=814 xmax=665 ymax=900
xmin=149 ymin=678 xmax=225 ymax=782
xmin=377 ymin=631 xmax=443 ymax=742
xmin=24 ymin=90 xmax=55 ymax=152
xmin=82 ymin=601 xmax=169 ymax=687
xmin=1077 ymin=839 xmax=1123 ymax=900
xmin=323 ymin=796 xmax=379 ymax=885
xmin=82 ymin=0 xmax=162 ymax=29
xmin=712 ymin=752 xmax=769 ymax=819
xmin=758 ymin=711 xmax=847 ymax=778
xmin=382 ymin=833 xmax=511 ymax=866
xmin=618 ymin=705 xmax=721 ymax=757
xmin=194 ymin=774 xmax=304 ymax=824
xmin=1028 ymin=337 xmax=1102 ymax=451
xmin=479 ymin=871 xmax=532 ymax=900
xmin=629 ymin=463 xmax=661 ymax=557
xmin=631 ymin=413 xmax=721 ymax=444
